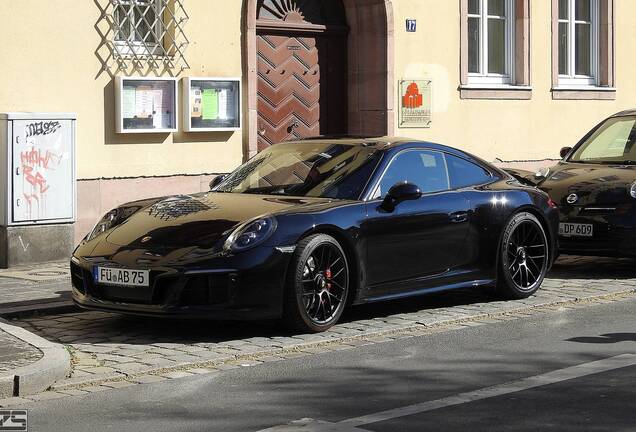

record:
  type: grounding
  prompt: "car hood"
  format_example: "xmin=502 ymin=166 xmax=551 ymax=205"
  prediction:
xmin=539 ymin=162 xmax=636 ymax=205
xmin=104 ymin=192 xmax=332 ymax=249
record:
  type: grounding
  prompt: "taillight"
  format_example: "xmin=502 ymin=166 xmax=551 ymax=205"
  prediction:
xmin=547 ymin=199 xmax=558 ymax=209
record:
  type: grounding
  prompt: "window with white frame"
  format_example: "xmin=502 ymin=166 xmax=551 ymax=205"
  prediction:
xmin=467 ymin=0 xmax=515 ymax=85
xmin=113 ymin=0 xmax=162 ymax=55
xmin=558 ymin=0 xmax=599 ymax=87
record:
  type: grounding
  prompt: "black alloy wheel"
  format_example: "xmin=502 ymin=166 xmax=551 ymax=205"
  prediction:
xmin=498 ymin=212 xmax=549 ymax=299
xmin=283 ymin=234 xmax=349 ymax=333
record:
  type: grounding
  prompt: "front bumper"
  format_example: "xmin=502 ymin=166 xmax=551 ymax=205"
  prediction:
xmin=558 ymin=204 xmax=636 ymax=257
xmin=70 ymin=245 xmax=293 ymax=320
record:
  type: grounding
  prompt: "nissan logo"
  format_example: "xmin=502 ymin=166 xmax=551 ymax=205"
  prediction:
xmin=566 ymin=194 xmax=579 ymax=204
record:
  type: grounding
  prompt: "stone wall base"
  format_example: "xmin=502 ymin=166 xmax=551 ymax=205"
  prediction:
xmin=0 ymin=224 xmax=74 ymax=268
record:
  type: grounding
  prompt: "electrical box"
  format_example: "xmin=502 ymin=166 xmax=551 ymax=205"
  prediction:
xmin=0 ymin=113 xmax=76 ymax=267
xmin=0 ymin=113 xmax=76 ymax=225
xmin=115 ymin=76 xmax=178 ymax=133
xmin=183 ymin=77 xmax=241 ymax=132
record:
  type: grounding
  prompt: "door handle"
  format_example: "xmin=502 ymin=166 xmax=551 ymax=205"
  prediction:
xmin=287 ymin=122 xmax=299 ymax=134
xmin=450 ymin=211 xmax=469 ymax=223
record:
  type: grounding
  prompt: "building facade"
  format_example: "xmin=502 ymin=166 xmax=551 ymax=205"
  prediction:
xmin=0 ymin=0 xmax=629 ymax=244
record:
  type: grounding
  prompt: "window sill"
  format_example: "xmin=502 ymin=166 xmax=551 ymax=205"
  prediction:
xmin=551 ymin=87 xmax=616 ymax=100
xmin=459 ymin=85 xmax=532 ymax=100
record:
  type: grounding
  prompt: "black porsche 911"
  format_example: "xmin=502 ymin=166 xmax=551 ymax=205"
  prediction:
xmin=71 ymin=137 xmax=558 ymax=332
xmin=508 ymin=110 xmax=636 ymax=258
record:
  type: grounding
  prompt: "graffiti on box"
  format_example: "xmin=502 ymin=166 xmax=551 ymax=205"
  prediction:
xmin=13 ymin=120 xmax=71 ymax=222
xmin=20 ymin=147 xmax=63 ymax=217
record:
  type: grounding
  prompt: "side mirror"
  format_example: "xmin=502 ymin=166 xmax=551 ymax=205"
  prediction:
xmin=380 ymin=182 xmax=422 ymax=212
xmin=209 ymin=174 xmax=228 ymax=190
xmin=560 ymin=147 xmax=572 ymax=159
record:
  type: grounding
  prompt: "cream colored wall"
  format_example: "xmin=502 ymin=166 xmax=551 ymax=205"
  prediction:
xmin=3 ymin=1 xmax=635 ymax=179
xmin=392 ymin=0 xmax=635 ymax=162
xmin=0 ymin=0 xmax=245 ymax=180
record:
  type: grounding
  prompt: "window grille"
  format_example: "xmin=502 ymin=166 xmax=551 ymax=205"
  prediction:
xmin=99 ymin=0 xmax=189 ymax=75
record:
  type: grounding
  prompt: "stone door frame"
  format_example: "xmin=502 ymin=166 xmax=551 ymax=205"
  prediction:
xmin=243 ymin=0 xmax=394 ymax=160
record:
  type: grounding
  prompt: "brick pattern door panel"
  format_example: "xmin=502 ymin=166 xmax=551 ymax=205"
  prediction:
xmin=257 ymin=34 xmax=321 ymax=150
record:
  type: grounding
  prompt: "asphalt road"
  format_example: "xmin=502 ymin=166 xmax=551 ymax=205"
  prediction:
xmin=23 ymin=297 xmax=636 ymax=432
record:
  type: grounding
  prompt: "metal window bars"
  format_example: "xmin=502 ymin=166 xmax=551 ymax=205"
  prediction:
xmin=96 ymin=0 xmax=189 ymax=77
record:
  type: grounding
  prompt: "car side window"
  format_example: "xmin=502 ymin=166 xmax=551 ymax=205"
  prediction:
xmin=446 ymin=154 xmax=493 ymax=189
xmin=374 ymin=150 xmax=450 ymax=198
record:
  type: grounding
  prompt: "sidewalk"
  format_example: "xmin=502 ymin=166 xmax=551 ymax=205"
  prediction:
xmin=0 ymin=320 xmax=69 ymax=399
xmin=0 ymin=328 xmax=42 ymax=374
xmin=0 ymin=261 xmax=74 ymax=317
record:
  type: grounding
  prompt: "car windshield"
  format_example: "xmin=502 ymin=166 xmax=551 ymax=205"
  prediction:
xmin=214 ymin=142 xmax=381 ymax=200
xmin=570 ymin=116 xmax=636 ymax=164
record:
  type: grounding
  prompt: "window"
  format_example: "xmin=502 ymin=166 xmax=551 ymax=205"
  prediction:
xmin=460 ymin=0 xmax=531 ymax=99
xmin=100 ymin=0 xmax=189 ymax=74
xmin=557 ymin=0 xmax=599 ymax=86
xmin=114 ymin=0 xmax=161 ymax=55
xmin=373 ymin=150 xmax=450 ymax=199
xmin=467 ymin=0 xmax=515 ymax=85
xmin=551 ymin=0 xmax=615 ymax=99
xmin=215 ymin=142 xmax=380 ymax=200
xmin=570 ymin=117 xmax=636 ymax=163
xmin=446 ymin=155 xmax=493 ymax=189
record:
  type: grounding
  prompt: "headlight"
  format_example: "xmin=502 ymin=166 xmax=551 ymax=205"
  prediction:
xmin=224 ymin=216 xmax=277 ymax=252
xmin=535 ymin=167 xmax=550 ymax=180
xmin=86 ymin=209 xmax=120 ymax=242
xmin=630 ymin=181 xmax=636 ymax=199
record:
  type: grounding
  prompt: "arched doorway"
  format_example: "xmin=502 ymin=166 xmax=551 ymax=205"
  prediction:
xmin=244 ymin=0 xmax=394 ymax=159
xmin=255 ymin=0 xmax=348 ymax=151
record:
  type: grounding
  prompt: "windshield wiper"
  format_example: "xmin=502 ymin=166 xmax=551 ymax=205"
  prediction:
xmin=597 ymin=160 xmax=636 ymax=165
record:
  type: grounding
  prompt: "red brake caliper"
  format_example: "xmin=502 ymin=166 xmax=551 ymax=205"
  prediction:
xmin=325 ymin=268 xmax=332 ymax=291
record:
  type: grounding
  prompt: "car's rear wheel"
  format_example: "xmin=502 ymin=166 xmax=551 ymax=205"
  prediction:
xmin=283 ymin=234 xmax=349 ymax=333
xmin=497 ymin=212 xmax=549 ymax=299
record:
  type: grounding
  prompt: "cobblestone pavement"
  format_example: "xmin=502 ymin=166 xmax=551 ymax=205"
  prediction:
xmin=0 ymin=329 xmax=42 ymax=373
xmin=0 ymin=261 xmax=71 ymax=314
xmin=3 ymin=255 xmax=636 ymax=405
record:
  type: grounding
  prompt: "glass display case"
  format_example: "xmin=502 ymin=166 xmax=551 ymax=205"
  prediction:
xmin=115 ymin=77 xmax=178 ymax=133
xmin=183 ymin=77 xmax=241 ymax=132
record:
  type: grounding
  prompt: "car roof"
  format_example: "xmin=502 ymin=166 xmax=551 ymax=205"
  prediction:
xmin=286 ymin=135 xmax=508 ymax=177
xmin=286 ymin=136 xmax=466 ymax=154
xmin=612 ymin=109 xmax=636 ymax=117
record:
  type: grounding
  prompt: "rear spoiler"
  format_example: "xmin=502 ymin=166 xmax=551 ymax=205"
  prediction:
xmin=502 ymin=168 xmax=538 ymax=186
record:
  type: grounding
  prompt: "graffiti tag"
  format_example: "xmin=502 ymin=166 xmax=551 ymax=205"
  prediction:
xmin=20 ymin=146 xmax=62 ymax=219
xmin=25 ymin=121 xmax=61 ymax=138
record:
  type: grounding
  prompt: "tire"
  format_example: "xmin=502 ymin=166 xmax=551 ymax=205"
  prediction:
xmin=283 ymin=234 xmax=349 ymax=333
xmin=497 ymin=212 xmax=550 ymax=299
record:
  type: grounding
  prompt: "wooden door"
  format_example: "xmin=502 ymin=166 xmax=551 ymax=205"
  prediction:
xmin=257 ymin=32 xmax=347 ymax=150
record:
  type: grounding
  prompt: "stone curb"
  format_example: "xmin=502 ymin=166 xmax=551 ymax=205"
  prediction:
xmin=47 ymin=287 xmax=636 ymax=392
xmin=0 ymin=319 xmax=70 ymax=397
xmin=0 ymin=301 xmax=77 ymax=319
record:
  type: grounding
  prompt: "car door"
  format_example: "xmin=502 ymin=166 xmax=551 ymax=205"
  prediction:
xmin=445 ymin=152 xmax=500 ymax=271
xmin=363 ymin=149 xmax=471 ymax=295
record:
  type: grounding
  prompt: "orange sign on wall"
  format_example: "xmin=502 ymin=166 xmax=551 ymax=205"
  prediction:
xmin=402 ymin=82 xmax=423 ymax=109
xmin=399 ymin=79 xmax=432 ymax=128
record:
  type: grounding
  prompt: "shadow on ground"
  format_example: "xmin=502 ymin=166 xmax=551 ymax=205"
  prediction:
xmin=18 ymin=255 xmax=636 ymax=347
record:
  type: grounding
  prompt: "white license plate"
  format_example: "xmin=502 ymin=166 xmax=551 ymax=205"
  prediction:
xmin=94 ymin=267 xmax=150 ymax=287
xmin=559 ymin=223 xmax=593 ymax=237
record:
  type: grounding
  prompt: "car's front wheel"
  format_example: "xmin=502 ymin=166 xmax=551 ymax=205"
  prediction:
xmin=283 ymin=234 xmax=349 ymax=333
xmin=497 ymin=212 xmax=550 ymax=299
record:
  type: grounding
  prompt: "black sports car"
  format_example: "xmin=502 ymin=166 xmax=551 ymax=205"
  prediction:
xmin=507 ymin=110 xmax=636 ymax=258
xmin=71 ymin=137 xmax=558 ymax=332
